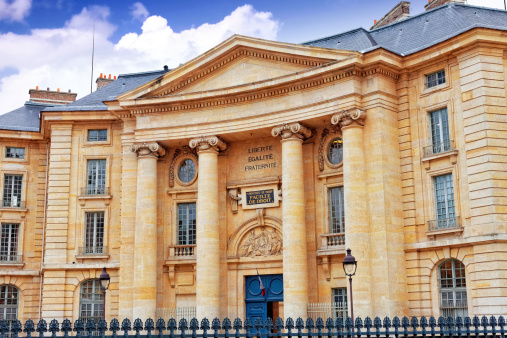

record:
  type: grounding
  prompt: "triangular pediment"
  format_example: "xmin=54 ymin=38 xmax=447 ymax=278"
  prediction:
xmin=117 ymin=35 xmax=358 ymax=102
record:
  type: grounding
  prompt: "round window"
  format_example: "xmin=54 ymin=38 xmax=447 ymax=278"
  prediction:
xmin=178 ymin=159 xmax=196 ymax=183
xmin=327 ymin=138 xmax=343 ymax=165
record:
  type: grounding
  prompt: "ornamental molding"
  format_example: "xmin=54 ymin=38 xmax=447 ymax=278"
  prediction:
xmin=271 ymin=122 xmax=313 ymax=140
xmin=331 ymin=108 xmax=367 ymax=128
xmin=189 ymin=135 xmax=228 ymax=152
xmin=169 ymin=146 xmax=198 ymax=187
xmin=128 ymin=66 xmax=399 ymax=115
xmin=130 ymin=142 xmax=166 ymax=158
xmin=318 ymin=126 xmax=342 ymax=171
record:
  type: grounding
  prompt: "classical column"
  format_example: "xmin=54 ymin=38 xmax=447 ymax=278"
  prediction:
xmin=331 ymin=109 xmax=373 ymax=318
xmin=189 ymin=135 xmax=227 ymax=320
xmin=130 ymin=142 xmax=165 ymax=321
xmin=271 ymin=122 xmax=312 ymax=320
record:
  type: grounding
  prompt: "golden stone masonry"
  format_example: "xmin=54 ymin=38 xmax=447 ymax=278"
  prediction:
xmin=0 ymin=1 xmax=506 ymax=323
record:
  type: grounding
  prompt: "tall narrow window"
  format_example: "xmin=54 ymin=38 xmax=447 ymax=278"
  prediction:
xmin=2 ymin=175 xmax=22 ymax=207
xmin=84 ymin=212 xmax=105 ymax=255
xmin=0 ymin=224 xmax=19 ymax=262
xmin=439 ymin=259 xmax=468 ymax=318
xmin=5 ymin=147 xmax=25 ymax=159
xmin=86 ymin=160 xmax=106 ymax=195
xmin=433 ymin=174 xmax=456 ymax=230
xmin=332 ymin=288 xmax=348 ymax=320
xmin=80 ymin=279 xmax=103 ymax=324
xmin=0 ymin=285 xmax=18 ymax=327
xmin=178 ymin=203 xmax=196 ymax=245
xmin=329 ymin=187 xmax=345 ymax=233
xmin=426 ymin=70 xmax=445 ymax=88
xmin=87 ymin=129 xmax=107 ymax=142
xmin=430 ymin=108 xmax=451 ymax=155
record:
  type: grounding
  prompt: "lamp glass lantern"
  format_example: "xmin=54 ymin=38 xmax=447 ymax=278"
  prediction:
xmin=342 ymin=248 xmax=357 ymax=276
xmin=99 ymin=267 xmax=111 ymax=291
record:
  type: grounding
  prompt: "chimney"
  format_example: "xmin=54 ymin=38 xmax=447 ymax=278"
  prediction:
xmin=96 ymin=73 xmax=115 ymax=90
xmin=28 ymin=87 xmax=77 ymax=105
xmin=371 ymin=1 xmax=411 ymax=30
xmin=425 ymin=0 xmax=465 ymax=11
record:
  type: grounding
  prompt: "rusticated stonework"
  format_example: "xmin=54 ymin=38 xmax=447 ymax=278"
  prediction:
xmin=189 ymin=135 xmax=228 ymax=152
xmin=239 ymin=227 xmax=282 ymax=257
xmin=271 ymin=122 xmax=312 ymax=140
xmin=130 ymin=142 xmax=166 ymax=157
xmin=331 ymin=108 xmax=367 ymax=128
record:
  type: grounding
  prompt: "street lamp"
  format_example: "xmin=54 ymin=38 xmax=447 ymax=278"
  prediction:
xmin=99 ymin=267 xmax=111 ymax=320
xmin=342 ymin=248 xmax=357 ymax=323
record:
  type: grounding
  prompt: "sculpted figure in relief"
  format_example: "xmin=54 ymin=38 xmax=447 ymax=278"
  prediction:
xmin=239 ymin=227 xmax=282 ymax=257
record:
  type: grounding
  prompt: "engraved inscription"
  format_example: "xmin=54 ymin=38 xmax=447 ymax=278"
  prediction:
xmin=246 ymin=189 xmax=275 ymax=205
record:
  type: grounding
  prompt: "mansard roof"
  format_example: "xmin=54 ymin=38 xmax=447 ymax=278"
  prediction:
xmin=0 ymin=101 xmax=51 ymax=132
xmin=302 ymin=3 xmax=507 ymax=56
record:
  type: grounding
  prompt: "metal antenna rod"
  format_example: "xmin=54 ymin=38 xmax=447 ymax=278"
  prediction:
xmin=90 ymin=20 xmax=95 ymax=93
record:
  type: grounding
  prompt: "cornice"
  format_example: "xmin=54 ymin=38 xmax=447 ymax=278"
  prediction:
xmin=126 ymin=65 xmax=399 ymax=115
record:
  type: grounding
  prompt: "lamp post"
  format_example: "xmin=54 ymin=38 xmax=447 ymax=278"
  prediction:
xmin=342 ymin=248 xmax=357 ymax=323
xmin=99 ymin=267 xmax=111 ymax=320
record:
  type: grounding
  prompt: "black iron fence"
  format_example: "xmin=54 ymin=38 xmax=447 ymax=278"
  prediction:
xmin=0 ymin=316 xmax=505 ymax=338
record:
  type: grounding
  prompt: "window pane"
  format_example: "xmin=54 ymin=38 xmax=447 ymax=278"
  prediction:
xmin=85 ymin=212 xmax=105 ymax=253
xmin=426 ymin=70 xmax=445 ymax=88
xmin=178 ymin=159 xmax=196 ymax=183
xmin=5 ymin=147 xmax=25 ymax=159
xmin=439 ymin=259 xmax=467 ymax=318
xmin=327 ymin=138 xmax=343 ymax=165
xmin=0 ymin=224 xmax=19 ymax=261
xmin=434 ymin=174 xmax=455 ymax=220
xmin=87 ymin=160 xmax=107 ymax=195
xmin=0 ymin=285 xmax=18 ymax=323
xmin=332 ymin=288 xmax=348 ymax=320
xmin=329 ymin=187 xmax=345 ymax=233
xmin=88 ymin=129 xmax=107 ymax=142
xmin=178 ymin=203 xmax=196 ymax=245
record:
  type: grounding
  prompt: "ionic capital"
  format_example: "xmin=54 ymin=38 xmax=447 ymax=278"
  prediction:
xmin=189 ymin=135 xmax=228 ymax=153
xmin=271 ymin=122 xmax=312 ymax=141
xmin=331 ymin=108 xmax=367 ymax=129
xmin=130 ymin=142 xmax=166 ymax=158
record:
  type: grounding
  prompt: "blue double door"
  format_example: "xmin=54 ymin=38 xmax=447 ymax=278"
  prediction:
xmin=245 ymin=274 xmax=283 ymax=330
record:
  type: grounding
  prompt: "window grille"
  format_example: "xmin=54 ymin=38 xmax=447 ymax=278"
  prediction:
xmin=178 ymin=203 xmax=196 ymax=246
xmin=2 ymin=175 xmax=22 ymax=207
xmin=434 ymin=174 xmax=455 ymax=222
xmin=85 ymin=212 xmax=105 ymax=255
xmin=329 ymin=187 xmax=345 ymax=234
xmin=429 ymin=108 xmax=451 ymax=155
xmin=439 ymin=259 xmax=468 ymax=318
xmin=178 ymin=159 xmax=196 ymax=183
xmin=0 ymin=224 xmax=19 ymax=262
xmin=86 ymin=160 xmax=106 ymax=195
xmin=80 ymin=279 xmax=103 ymax=328
xmin=426 ymin=70 xmax=445 ymax=88
xmin=332 ymin=288 xmax=348 ymax=320
xmin=0 ymin=285 xmax=18 ymax=333
xmin=5 ymin=147 xmax=25 ymax=159
xmin=88 ymin=129 xmax=107 ymax=142
xmin=327 ymin=138 xmax=343 ymax=165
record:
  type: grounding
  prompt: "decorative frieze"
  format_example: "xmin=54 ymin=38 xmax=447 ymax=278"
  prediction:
xmin=331 ymin=108 xmax=367 ymax=128
xmin=130 ymin=142 xmax=166 ymax=158
xmin=189 ymin=135 xmax=228 ymax=152
xmin=271 ymin=122 xmax=312 ymax=140
xmin=238 ymin=226 xmax=283 ymax=258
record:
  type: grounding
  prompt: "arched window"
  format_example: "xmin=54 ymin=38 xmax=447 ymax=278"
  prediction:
xmin=0 ymin=285 xmax=18 ymax=325
xmin=80 ymin=279 xmax=103 ymax=323
xmin=439 ymin=259 xmax=468 ymax=318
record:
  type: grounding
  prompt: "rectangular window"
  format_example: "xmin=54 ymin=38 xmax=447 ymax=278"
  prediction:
xmin=87 ymin=129 xmax=107 ymax=142
xmin=430 ymin=108 xmax=451 ymax=154
xmin=5 ymin=147 xmax=25 ymax=159
xmin=178 ymin=203 xmax=196 ymax=245
xmin=86 ymin=160 xmax=106 ymax=195
xmin=2 ymin=175 xmax=22 ymax=207
xmin=426 ymin=70 xmax=445 ymax=88
xmin=433 ymin=174 xmax=456 ymax=230
xmin=332 ymin=288 xmax=348 ymax=320
xmin=329 ymin=187 xmax=345 ymax=233
xmin=84 ymin=212 xmax=105 ymax=254
xmin=0 ymin=224 xmax=19 ymax=262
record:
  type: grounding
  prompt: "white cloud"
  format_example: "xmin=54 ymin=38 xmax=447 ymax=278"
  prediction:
xmin=0 ymin=4 xmax=279 ymax=115
xmin=467 ymin=0 xmax=505 ymax=9
xmin=0 ymin=0 xmax=32 ymax=22
xmin=130 ymin=2 xmax=149 ymax=22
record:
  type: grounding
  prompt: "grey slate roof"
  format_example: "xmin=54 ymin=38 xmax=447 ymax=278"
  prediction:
xmin=302 ymin=3 xmax=507 ymax=56
xmin=0 ymin=101 xmax=50 ymax=132
xmin=0 ymin=69 xmax=166 ymax=132
xmin=45 ymin=69 xmax=166 ymax=112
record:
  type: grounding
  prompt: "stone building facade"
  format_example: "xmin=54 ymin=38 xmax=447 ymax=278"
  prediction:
xmin=0 ymin=2 xmax=506 ymax=324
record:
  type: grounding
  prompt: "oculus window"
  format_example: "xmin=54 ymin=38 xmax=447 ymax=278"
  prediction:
xmin=328 ymin=138 xmax=343 ymax=165
xmin=178 ymin=159 xmax=196 ymax=184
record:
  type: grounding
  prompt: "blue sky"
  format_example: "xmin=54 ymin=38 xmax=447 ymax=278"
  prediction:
xmin=0 ymin=0 xmax=505 ymax=114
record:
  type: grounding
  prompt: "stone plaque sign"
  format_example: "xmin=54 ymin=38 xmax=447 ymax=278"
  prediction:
xmin=246 ymin=189 xmax=275 ymax=206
